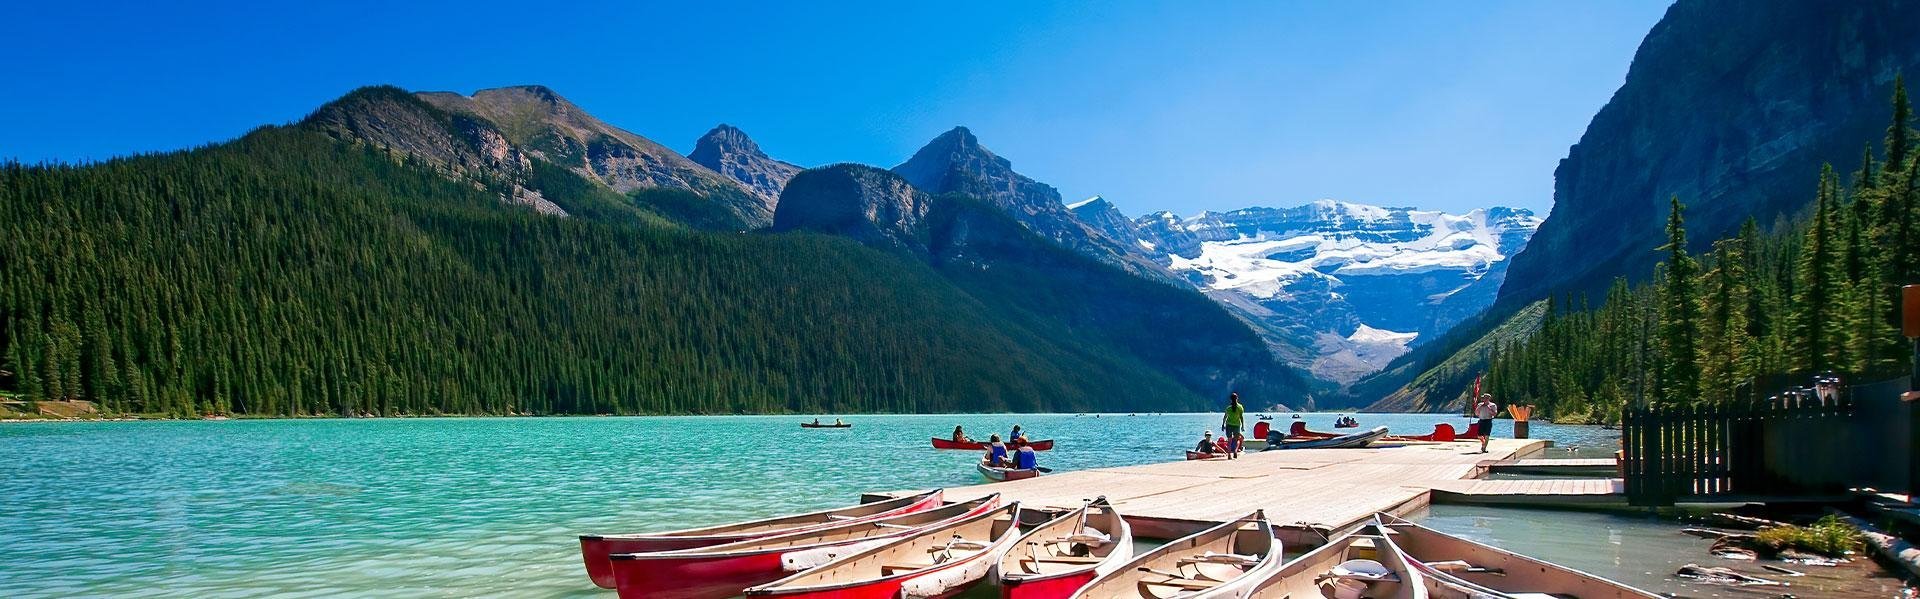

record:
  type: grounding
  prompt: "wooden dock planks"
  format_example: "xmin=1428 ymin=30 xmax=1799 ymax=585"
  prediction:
xmin=865 ymin=438 xmax=1559 ymax=546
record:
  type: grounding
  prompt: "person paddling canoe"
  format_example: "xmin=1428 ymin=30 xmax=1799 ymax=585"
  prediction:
xmin=951 ymin=425 xmax=971 ymax=443
xmin=983 ymin=434 xmax=1009 ymax=467
xmin=1013 ymin=439 xmax=1039 ymax=470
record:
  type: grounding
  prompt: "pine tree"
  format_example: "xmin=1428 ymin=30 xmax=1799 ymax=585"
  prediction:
xmin=1657 ymin=196 xmax=1701 ymax=404
xmin=1887 ymin=74 xmax=1914 ymax=171
xmin=1791 ymin=166 xmax=1842 ymax=374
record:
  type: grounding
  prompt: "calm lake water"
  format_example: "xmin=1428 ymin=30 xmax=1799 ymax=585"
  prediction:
xmin=0 ymin=413 xmax=1714 ymax=597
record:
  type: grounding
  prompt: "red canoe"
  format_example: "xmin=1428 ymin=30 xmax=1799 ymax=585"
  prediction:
xmin=1184 ymin=450 xmax=1225 ymax=461
xmin=580 ymin=490 xmax=943 ymax=588
xmin=1281 ymin=421 xmax=1458 ymax=442
xmin=997 ymin=498 xmax=1134 ymax=599
xmin=609 ymin=495 xmax=1001 ymax=599
xmin=745 ymin=502 xmax=1025 ymax=599
xmin=931 ymin=437 xmax=1055 ymax=451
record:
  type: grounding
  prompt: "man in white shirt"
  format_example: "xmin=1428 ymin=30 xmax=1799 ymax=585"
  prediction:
xmin=1473 ymin=394 xmax=1499 ymax=454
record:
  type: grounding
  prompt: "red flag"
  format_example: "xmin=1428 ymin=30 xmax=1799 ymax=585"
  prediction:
xmin=1472 ymin=374 xmax=1482 ymax=399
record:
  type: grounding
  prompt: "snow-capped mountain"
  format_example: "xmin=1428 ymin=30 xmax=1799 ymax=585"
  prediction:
xmin=1075 ymin=199 xmax=1540 ymax=385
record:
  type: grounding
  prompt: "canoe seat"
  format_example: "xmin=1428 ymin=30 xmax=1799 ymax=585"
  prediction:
xmin=1140 ymin=578 xmax=1223 ymax=591
xmin=881 ymin=561 xmax=937 ymax=575
xmin=1023 ymin=555 xmax=1104 ymax=564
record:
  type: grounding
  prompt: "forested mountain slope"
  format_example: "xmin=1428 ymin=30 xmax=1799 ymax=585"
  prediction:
xmin=0 ymin=89 xmax=1299 ymax=416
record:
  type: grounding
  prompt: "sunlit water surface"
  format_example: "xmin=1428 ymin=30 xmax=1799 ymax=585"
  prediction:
xmin=0 ymin=413 xmax=1747 ymax=597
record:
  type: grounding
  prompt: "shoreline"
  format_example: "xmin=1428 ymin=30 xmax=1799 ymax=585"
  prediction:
xmin=0 ymin=411 xmax=1550 ymax=424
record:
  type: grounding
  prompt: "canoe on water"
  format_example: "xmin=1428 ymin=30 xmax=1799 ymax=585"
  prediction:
xmin=1247 ymin=527 xmax=1424 ymax=599
xmin=801 ymin=422 xmax=852 ymax=428
xmin=978 ymin=460 xmax=1042 ymax=482
xmin=997 ymin=497 xmax=1134 ymax=599
xmin=1283 ymin=421 xmax=1460 ymax=442
xmin=1266 ymin=426 xmax=1389 ymax=450
xmin=744 ymin=502 xmax=1025 ymax=599
xmin=607 ymin=495 xmax=1001 ymax=599
xmin=1067 ymin=510 xmax=1280 ymax=599
xmin=931 ymin=437 xmax=1055 ymax=451
xmin=1373 ymin=514 xmax=1663 ymax=599
xmin=579 ymin=490 xmax=943 ymax=588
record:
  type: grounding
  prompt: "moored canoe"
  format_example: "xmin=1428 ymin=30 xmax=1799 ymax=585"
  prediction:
xmin=1283 ymin=421 xmax=1459 ymax=442
xmin=579 ymin=490 xmax=943 ymax=588
xmin=607 ymin=495 xmax=1000 ymax=599
xmin=1265 ymin=426 xmax=1388 ymax=450
xmin=1373 ymin=514 xmax=1662 ymax=599
xmin=998 ymin=497 xmax=1134 ymax=599
xmin=1247 ymin=527 xmax=1424 ymax=599
xmin=744 ymin=502 xmax=1025 ymax=599
xmin=1185 ymin=450 xmax=1225 ymax=461
xmin=1066 ymin=510 xmax=1280 ymax=599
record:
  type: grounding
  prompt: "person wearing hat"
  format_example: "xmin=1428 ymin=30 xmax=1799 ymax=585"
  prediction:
xmin=1193 ymin=430 xmax=1218 ymax=455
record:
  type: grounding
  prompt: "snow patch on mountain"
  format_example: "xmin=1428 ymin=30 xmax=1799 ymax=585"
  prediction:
xmin=1125 ymin=200 xmax=1540 ymax=384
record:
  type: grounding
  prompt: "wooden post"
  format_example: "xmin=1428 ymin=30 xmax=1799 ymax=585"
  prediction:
xmin=1904 ymin=285 xmax=1919 ymax=500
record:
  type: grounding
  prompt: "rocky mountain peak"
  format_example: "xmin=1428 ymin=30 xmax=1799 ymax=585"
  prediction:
xmin=772 ymin=164 xmax=932 ymax=250
xmin=418 ymin=86 xmax=770 ymax=227
xmin=690 ymin=124 xmax=801 ymax=209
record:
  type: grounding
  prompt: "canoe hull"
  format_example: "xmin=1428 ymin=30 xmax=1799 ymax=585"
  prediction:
xmin=932 ymin=437 xmax=1054 ymax=451
xmin=614 ymin=551 xmax=790 ymax=599
xmin=581 ymin=490 xmax=941 ymax=588
xmin=1185 ymin=450 xmax=1224 ymax=461
xmin=747 ymin=504 xmax=1024 ymax=599
xmin=978 ymin=461 xmax=1041 ymax=481
xmin=1001 ymin=570 xmax=1097 ymax=599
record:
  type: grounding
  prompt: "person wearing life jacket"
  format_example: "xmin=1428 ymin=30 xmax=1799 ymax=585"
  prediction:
xmin=1194 ymin=430 xmax=1217 ymax=454
xmin=983 ymin=434 xmax=1009 ymax=467
xmin=1013 ymin=439 xmax=1039 ymax=470
xmin=1009 ymin=424 xmax=1024 ymax=441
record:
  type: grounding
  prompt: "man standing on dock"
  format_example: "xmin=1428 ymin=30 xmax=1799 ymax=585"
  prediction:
xmin=1474 ymin=393 xmax=1499 ymax=454
xmin=1222 ymin=392 xmax=1245 ymax=458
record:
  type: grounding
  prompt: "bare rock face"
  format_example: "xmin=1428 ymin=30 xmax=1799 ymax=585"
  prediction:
xmin=417 ymin=86 xmax=767 ymax=227
xmin=690 ymin=124 xmax=801 ymax=214
xmin=892 ymin=127 xmax=1172 ymax=280
xmin=304 ymin=86 xmax=566 ymax=216
xmin=772 ymin=164 xmax=932 ymax=250
xmin=1497 ymin=0 xmax=1920 ymax=311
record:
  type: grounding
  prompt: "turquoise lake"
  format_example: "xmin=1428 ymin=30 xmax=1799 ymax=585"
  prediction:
xmin=3 ymin=413 xmax=1679 ymax=597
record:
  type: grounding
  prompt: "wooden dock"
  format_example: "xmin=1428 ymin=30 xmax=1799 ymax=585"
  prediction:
xmin=1428 ymin=478 xmax=1627 ymax=506
xmin=1480 ymin=457 xmax=1619 ymax=477
xmin=866 ymin=438 xmax=1561 ymax=547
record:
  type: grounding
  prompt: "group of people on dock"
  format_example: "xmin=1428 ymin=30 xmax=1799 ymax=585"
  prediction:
xmin=956 ymin=425 xmax=1039 ymax=470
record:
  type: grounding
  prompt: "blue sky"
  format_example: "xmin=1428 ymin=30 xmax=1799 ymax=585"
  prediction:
xmin=1 ymin=1 xmax=1670 ymax=215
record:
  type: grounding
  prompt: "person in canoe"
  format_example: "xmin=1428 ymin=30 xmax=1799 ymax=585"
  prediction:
xmin=811 ymin=418 xmax=821 ymax=426
xmin=833 ymin=418 xmax=845 ymax=426
xmin=951 ymin=425 xmax=971 ymax=443
xmin=983 ymin=434 xmax=1010 ymax=467
xmin=1193 ymin=430 xmax=1217 ymax=455
xmin=1009 ymin=424 xmax=1024 ymax=441
xmin=1221 ymin=392 xmax=1245 ymax=458
xmin=1013 ymin=438 xmax=1039 ymax=470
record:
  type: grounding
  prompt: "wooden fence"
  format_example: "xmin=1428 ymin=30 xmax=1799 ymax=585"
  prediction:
xmin=1622 ymin=385 xmax=1860 ymax=506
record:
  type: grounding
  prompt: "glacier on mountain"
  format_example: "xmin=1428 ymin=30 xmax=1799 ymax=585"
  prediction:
xmin=1087 ymin=199 xmax=1540 ymax=384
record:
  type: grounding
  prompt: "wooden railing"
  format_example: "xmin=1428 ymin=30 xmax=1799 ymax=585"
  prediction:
xmin=1622 ymin=388 xmax=1856 ymax=506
